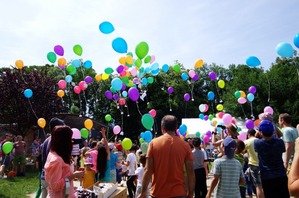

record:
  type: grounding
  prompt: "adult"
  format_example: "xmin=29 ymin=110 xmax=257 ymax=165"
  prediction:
xmin=244 ymin=129 xmax=265 ymax=198
xmin=139 ymin=115 xmax=195 ymax=198
xmin=123 ymin=144 xmax=138 ymax=198
xmin=288 ymin=137 xmax=299 ymax=196
xmin=254 ymin=120 xmax=289 ymax=198
xmin=44 ymin=125 xmax=84 ymax=198
xmin=108 ymin=142 xmax=119 ymax=183
xmin=13 ymin=135 xmax=26 ymax=176
xmin=96 ymin=128 xmax=110 ymax=182
xmin=39 ymin=117 xmax=65 ymax=198
xmin=0 ymin=133 xmax=13 ymax=178
xmin=206 ymin=137 xmax=245 ymax=198
xmin=279 ymin=113 xmax=298 ymax=172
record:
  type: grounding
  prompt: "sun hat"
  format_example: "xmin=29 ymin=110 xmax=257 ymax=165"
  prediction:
xmin=84 ymin=157 xmax=93 ymax=166
xmin=223 ymin=137 xmax=237 ymax=159
xmin=258 ymin=120 xmax=275 ymax=136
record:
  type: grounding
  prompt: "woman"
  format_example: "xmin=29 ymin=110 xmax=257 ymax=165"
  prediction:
xmin=45 ymin=125 xmax=84 ymax=198
xmin=96 ymin=127 xmax=110 ymax=182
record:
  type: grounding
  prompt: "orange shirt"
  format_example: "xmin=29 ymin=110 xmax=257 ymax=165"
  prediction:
xmin=147 ymin=134 xmax=193 ymax=197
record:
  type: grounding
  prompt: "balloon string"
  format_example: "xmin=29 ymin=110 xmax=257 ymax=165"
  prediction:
xmin=265 ymin=73 xmax=271 ymax=103
xmin=79 ymin=94 xmax=83 ymax=116
xmin=136 ymin=102 xmax=142 ymax=116
xmin=168 ymin=94 xmax=172 ymax=111
xmin=214 ymin=81 xmax=222 ymax=103
xmin=250 ymin=102 xmax=255 ymax=120
xmin=82 ymin=90 xmax=88 ymax=115
xmin=27 ymin=98 xmax=38 ymax=119
xmin=125 ymin=103 xmax=130 ymax=117
xmin=239 ymin=104 xmax=247 ymax=119
xmin=19 ymin=69 xmax=28 ymax=85
xmin=185 ymin=102 xmax=187 ymax=117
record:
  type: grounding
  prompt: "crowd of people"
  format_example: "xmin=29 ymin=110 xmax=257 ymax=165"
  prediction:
xmin=2 ymin=112 xmax=299 ymax=197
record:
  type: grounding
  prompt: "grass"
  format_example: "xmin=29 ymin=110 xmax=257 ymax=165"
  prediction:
xmin=0 ymin=171 xmax=39 ymax=198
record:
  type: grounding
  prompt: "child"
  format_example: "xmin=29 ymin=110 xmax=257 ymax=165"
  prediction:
xmin=234 ymin=139 xmax=246 ymax=198
xmin=81 ymin=157 xmax=96 ymax=189
xmin=135 ymin=154 xmax=150 ymax=197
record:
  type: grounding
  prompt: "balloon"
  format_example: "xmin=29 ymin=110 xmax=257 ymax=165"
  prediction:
xmin=162 ymin=64 xmax=169 ymax=73
xmin=204 ymin=115 xmax=209 ymax=121
xmin=58 ymin=80 xmax=67 ymax=89
xmin=192 ymin=74 xmax=199 ymax=81
xmin=144 ymin=55 xmax=151 ymax=63
xmin=276 ymin=42 xmax=294 ymax=58
xmin=99 ymin=21 xmax=115 ymax=34
xmin=207 ymin=91 xmax=215 ymax=100
xmin=139 ymin=138 xmax=145 ymax=144
xmin=128 ymin=87 xmax=139 ymax=101
xmin=105 ymin=67 xmax=114 ymax=74
xmin=248 ymin=86 xmax=256 ymax=94
xmin=15 ymin=60 xmax=24 ymax=69
xmin=72 ymin=128 xmax=81 ymax=139
xmin=216 ymin=104 xmax=223 ymax=111
xmin=112 ymin=94 xmax=119 ymax=101
xmin=72 ymin=59 xmax=81 ymax=68
xmin=84 ymin=76 xmax=93 ymax=84
xmin=135 ymin=41 xmax=149 ymax=59
xmin=264 ymin=106 xmax=274 ymax=115
xmin=95 ymin=74 xmax=102 ymax=82
xmin=294 ymin=33 xmax=299 ymax=48
xmin=122 ymin=138 xmax=133 ymax=150
xmin=199 ymin=113 xmax=204 ymax=120
xmin=113 ymin=125 xmax=121 ymax=135
xmin=143 ymin=131 xmax=153 ymax=142
xmin=234 ymin=91 xmax=241 ymax=99
xmin=246 ymin=56 xmax=261 ymax=67
xmin=147 ymin=77 xmax=154 ymax=84
xmin=195 ymin=131 xmax=201 ymax=138
xmin=208 ymin=114 xmax=214 ymax=121
xmin=2 ymin=141 xmax=13 ymax=154
xmin=194 ymin=59 xmax=204 ymax=68
xmin=149 ymin=109 xmax=157 ymax=118
xmin=37 ymin=118 xmax=46 ymax=128
xmin=57 ymin=90 xmax=65 ymax=98
xmin=238 ymin=131 xmax=247 ymax=141
xmin=73 ymin=44 xmax=83 ymax=56
xmin=112 ymin=37 xmax=128 ymax=53
xmin=209 ymin=71 xmax=217 ymax=81
xmin=24 ymin=89 xmax=33 ymax=98
xmin=181 ymin=73 xmax=188 ymax=81
xmin=218 ymin=112 xmax=224 ymax=119
xmin=167 ymin=86 xmax=174 ymax=94
xmin=222 ymin=114 xmax=232 ymax=125
xmin=84 ymin=119 xmax=93 ymax=130
xmin=188 ymin=70 xmax=195 ymax=78
xmin=80 ymin=128 xmax=89 ymax=139
xmin=67 ymin=65 xmax=76 ymax=75
xmin=54 ymin=45 xmax=64 ymax=56
xmin=179 ymin=124 xmax=187 ymax=136
xmin=74 ymin=86 xmax=81 ymax=94
xmin=199 ymin=104 xmax=208 ymax=113
xmin=141 ymin=113 xmax=154 ymax=130
xmin=203 ymin=135 xmax=210 ymax=143
xmin=65 ymin=75 xmax=73 ymax=83
xmin=111 ymin=78 xmax=123 ymax=91
xmin=83 ymin=60 xmax=92 ymax=69
xmin=254 ymin=119 xmax=262 ymax=127
xmin=47 ymin=52 xmax=57 ymax=63
xmin=240 ymin=91 xmax=246 ymax=98
xmin=79 ymin=81 xmax=87 ymax=91
xmin=173 ymin=64 xmax=181 ymax=72
xmin=105 ymin=114 xmax=112 ymax=122
xmin=238 ymin=97 xmax=247 ymax=104
xmin=184 ymin=93 xmax=190 ymax=102
xmin=218 ymin=80 xmax=225 ymax=89
xmin=245 ymin=119 xmax=254 ymax=129
xmin=206 ymin=130 xmax=212 ymax=137
xmin=247 ymin=93 xmax=255 ymax=102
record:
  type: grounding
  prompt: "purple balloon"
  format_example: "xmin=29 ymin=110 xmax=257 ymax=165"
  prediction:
xmin=133 ymin=78 xmax=139 ymax=84
xmin=204 ymin=115 xmax=209 ymax=121
xmin=184 ymin=93 xmax=190 ymax=101
xmin=113 ymin=93 xmax=119 ymax=101
xmin=84 ymin=76 xmax=93 ymax=84
xmin=128 ymin=87 xmax=140 ymax=101
xmin=121 ymin=83 xmax=126 ymax=91
xmin=116 ymin=65 xmax=124 ymax=73
xmin=206 ymin=130 xmax=212 ymax=137
xmin=248 ymin=86 xmax=256 ymax=94
xmin=167 ymin=86 xmax=174 ymax=94
xmin=209 ymin=71 xmax=217 ymax=81
xmin=105 ymin=90 xmax=113 ymax=99
xmin=245 ymin=119 xmax=254 ymax=129
xmin=192 ymin=74 xmax=199 ymax=81
xmin=54 ymin=45 xmax=64 ymax=56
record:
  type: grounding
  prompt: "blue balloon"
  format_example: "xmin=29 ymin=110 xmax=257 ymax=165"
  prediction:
xmin=65 ymin=75 xmax=73 ymax=83
xmin=179 ymin=124 xmax=187 ymax=135
xmin=112 ymin=37 xmax=128 ymax=53
xmin=294 ymin=33 xmax=299 ymax=49
xmin=144 ymin=67 xmax=151 ymax=74
xmin=246 ymin=56 xmax=261 ymax=67
xmin=276 ymin=42 xmax=294 ymax=58
xmin=24 ymin=89 xmax=33 ymax=98
xmin=72 ymin=59 xmax=81 ymax=68
xmin=162 ymin=64 xmax=169 ymax=73
xmin=199 ymin=113 xmax=204 ymax=120
xmin=141 ymin=78 xmax=148 ymax=85
xmin=151 ymin=63 xmax=159 ymax=71
xmin=207 ymin=91 xmax=215 ymax=100
xmin=83 ymin=60 xmax=92 ymax=69
xmin=181 ymin=73 xmax=188 ymax=81
xmin=151 ymin=68 xmax=160 ymax=76
xmin=122 ymin=91 xmax=128 ymax=97
xmin=143 ymin=131 xmax=153 ymax=142
xmin=111 ymin=78 xmax=123 ymax=91
xmin=99 ymin=21 xmax=115 ymax=34
xmin=247 ymin=93 xmax=255 ymax=102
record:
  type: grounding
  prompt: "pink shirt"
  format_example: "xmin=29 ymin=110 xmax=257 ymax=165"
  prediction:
xmin=90 ymin=150 xmax=98 ymax=173
xmin=45 ymin=151 xmax=75 ymax=198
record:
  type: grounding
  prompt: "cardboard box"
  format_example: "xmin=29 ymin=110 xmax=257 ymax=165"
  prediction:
xmin=93 ymin=182 xmax=118 ymax=198
xmin=111 ymin=187 xmax=127 ymax=198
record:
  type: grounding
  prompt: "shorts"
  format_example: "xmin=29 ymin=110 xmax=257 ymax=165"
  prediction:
xmin=249 ymin=165 xmax=262 ymax=186
xmin=13 ymin=155 xmax=26 ymax=165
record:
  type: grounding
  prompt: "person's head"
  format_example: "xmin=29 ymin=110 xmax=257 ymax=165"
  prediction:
xmin=192 ymin=138 xmax=201 ymax=148
xmin=97 ymin=146 xmax=108 ymax=179
xmin=259 ymin=112 xmax=273 ymax=122
xmin=108 ymin=142 xmax=115 ymax=151
xmin=5 ymin=133 xmax=13 ymax=141
xmin=226 ymin=123 xmax=238 ymax=138
xmin=279 ymin=113 xmax=292 ymax=126
xmin=49 ymin=117 xmax=65 ymax=132
xmin=50 ymin=125 xmax=73 ymax=164
xmin=83 ymin=140 xmax=88 ymax=147
xmin=235 ymin=139 xmax=245 ymax=154
xmin=258 ymin=120 xmax=275 ymax=137
xmin=223 ymin=137 xmax=237 ymax=159
xmin=161 ymin=115 xmax=178 ymax=134
xmin=130 ymin=144 xmax=138 ymax=153
xmin=17 ymin=135 xmax=23 ymax=141
xmin=139 ymin=154 xmax=147 ymax=167
xmin=247 ymin=129 xmax=256 ymax=138
xmin=84 ymin=157 xmax=93 ymax=170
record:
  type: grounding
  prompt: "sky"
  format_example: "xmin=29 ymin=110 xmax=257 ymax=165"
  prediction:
xmin=1 ymin=0 xmax=299 ymax=74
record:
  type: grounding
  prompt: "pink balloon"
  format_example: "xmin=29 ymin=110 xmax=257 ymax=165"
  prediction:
xmin=222 ymin=114 xmax=232 ymax=125
xmin=54 ymin=45 xmax=64 ymax=56
xmin=74 ymin=86 xmax=81 ymax=94
xmin=238 ymin=97 xmax=247 ymax=104
xmin=150 ymin=55 xmax=156 ymax=64
xmin=218 ymin=112 xmax=224 ymax=118
xmin=58 ymin=80 xmax=67 ymax=89
xmin=130 ymin=68 xmax=137 ymax=77
xmin=113 ymin=125 xmax=121 ymax=135
xmin=203 ymin=135 xmax=210 ymax=143
xmin=118 ymin=98 xmax=126 ymax=106
xmin=264 ymin=106 xmax=274 ymax=115
xmin=79 ymin=81 xmax=87 ymax=90
xmin=149 ymin=109 xmax=157 ymax=117
xmin=188 ymin=70 xmax=195 ymax=78
xmin=238 ymin=131 xmax=247 ymax=141
xmin=72 ymin=128 xmax=81 ymax=139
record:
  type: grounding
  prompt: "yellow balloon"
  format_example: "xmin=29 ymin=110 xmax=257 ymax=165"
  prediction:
xmin=102 ymin=73 xmax=109 ymax=80
xmin=126 ymin=56 xmax=133 ymax=65
xmin=119 ymin=56 xmax=126 ymax=65
xmin=57 ymin=90 xmax=65 ymax=98
xmin=37 ymin=118 xmax=46 ymax=128
xmin=218 ymin=80 xmax=225 ymax=89
xmin=194 ymin=59 xmax=204 ymax=68
xmin=84 ymin=119 xmax=93 ymax=130
xmin=240 ymin=90 xmax=246 ymax=98
xmin=216 ymin=104 xmax=224 ymax=111
xmin=15 ymin=60 xmax=24 ymax=69
xmin=58 ymin=57 xmax=66 ymax=66
xmin=127 ymin=80 xmax=134 ymax=87
xmin=95 ymin=74 xmax=102 ymax=82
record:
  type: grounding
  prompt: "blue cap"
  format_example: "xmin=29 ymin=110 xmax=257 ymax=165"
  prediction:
xmin=258 ymin=120 xmax=274 ymax=136
xmin=223 ymin=137 xmax=236 ymax=159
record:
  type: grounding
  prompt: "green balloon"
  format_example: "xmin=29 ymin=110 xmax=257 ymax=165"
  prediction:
xmin=237 ymin=127 xmax=242 ymax=132
xmin=144 ymin=55 xmax=151 ymax=63
xmin=147 ymin=77 xmax=154 ymax=84
xmin=2 ymin=141 xmax=13 ymax=154
xmin=209 ymin=114 xmax=214 ymax=120
xmin=110 ymin=87 xmax=116 ymax=93
xmin=195 ymin=131 xmax=201 ymax=138
xmin=80 ymin=128 xmax=89 ymax=139
xmin=173 ymin=64 xmax=181 ymax=72
xmin=141 ymin=113 xmax=154 ymax=130
xmin=135 ymin=41 xmax=149 ymax=60
xmin=67 ymin=65 xmax=76 ymax=75
xmin=122 ymin=138 xmax=132 ymax=150
xmin=135 ymin=59 xmax=142 ymax=67
xmin=73 ymin=44 xmax=83 ymax=56
xmin=126 ymin=52 xmax=133 ymax=57
xmin=105 ymin=114 xmax=112 ymax=122
xmin=234 ymin=91 xmax=241 ymax=99
xmin=139 ymin=138 xmax=145 ymax=144
xmin=47 ymin=52 xmax=57 ymax=63
xmin=104 ymin=67 xmax=114 ymax=74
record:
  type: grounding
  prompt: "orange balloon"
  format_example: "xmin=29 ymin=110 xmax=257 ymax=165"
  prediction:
xmin=37 ymin=118 xmax=46 ymax=128
xmin=84 ymin=119 xmax=93 ymax=130
xmin=254 ymin=119 xmax=262 ymax=127
xmin=126 ymin=56 xmax=133 ymax=65
xmin=194 ymin=59 xmax=204 ymax=68
xmin=57 ymin=90 xmax=65 ymax=98
xmin=58 ymin=57 xmax=67 ymax=66
xmin=240 ymin=90 xmax=246 ymax=98
xmin=15 ymin=60 xmax=24 ymax=69
xmin=95 ymin=74 xmax=102 ymax=82
xmin=119 ymin=56 xmax=126 ymax=65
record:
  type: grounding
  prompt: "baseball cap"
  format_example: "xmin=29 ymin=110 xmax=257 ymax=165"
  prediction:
xmin=258 ymin=120 xmax=274 ymax=136
xmin=108 ymin=142 xmax=115 ymax=150
xmin=223 ymin=137 xmax=237 ymax=159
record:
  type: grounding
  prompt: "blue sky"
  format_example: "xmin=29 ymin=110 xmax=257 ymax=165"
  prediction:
xmin=1 ymin=0 xmax=299 ymax=73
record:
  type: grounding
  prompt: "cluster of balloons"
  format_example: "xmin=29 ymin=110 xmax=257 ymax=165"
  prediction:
xmin=234 ymin=85 xmax=256 ymax=105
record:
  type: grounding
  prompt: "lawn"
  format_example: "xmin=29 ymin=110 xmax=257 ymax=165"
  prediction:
xmin=0 ymin=171 xmax=39 ymax=198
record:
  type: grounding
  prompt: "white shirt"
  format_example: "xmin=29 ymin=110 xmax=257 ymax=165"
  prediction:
xmin=126 ymin=152 xmax=137 ymax=176
xmin=135 ymin=165 xmax=144 ymax=187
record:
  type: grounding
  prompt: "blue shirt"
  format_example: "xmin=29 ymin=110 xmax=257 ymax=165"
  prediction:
xmin=109 ymin=152 xmax=118 ymax=170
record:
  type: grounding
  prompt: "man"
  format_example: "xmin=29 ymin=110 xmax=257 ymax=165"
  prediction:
xmin=206 ymin=137 xmax=245 ymax=198
xmin=244 ymin=129 xmax=265 ymax=198
xmin=139 ymin=115 xmax=195 ymax=198
xmin=13 ymin=135 xmax=26 ymax=176
xmin=279 ymin=113 xmax=298 ymax=171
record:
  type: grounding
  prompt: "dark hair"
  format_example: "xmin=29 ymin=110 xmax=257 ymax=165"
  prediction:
xmin=161 ymin=115 xmax=178 ymax=132
xmin=49 ymin=117 xmax=65 ymax=132
xmin=91 ymin=141 xmax=97 ymax=148
xmin=236 ymin=140 xmax=245 ymax=153
xmin=192 ymin=138 xmax=201 ymax=148
xmin=247 ymin=129 xmax=256 ymax=137
xmin=139 ymin=154 xmax=146 ymax=167
xmin=279 ymin=113 xmax=292 ymax=125
xmin=50 ymin=125 xmax=73 ymax=164
xmin=97 ymin=147 xmax=107 ymax=179
xmin=130 ymin=144 xmax=138 ymax=152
